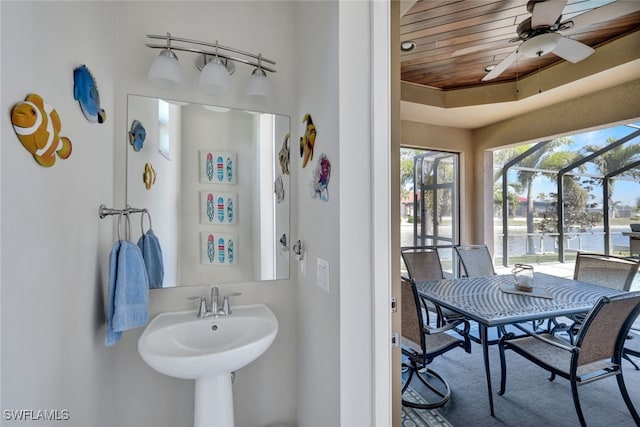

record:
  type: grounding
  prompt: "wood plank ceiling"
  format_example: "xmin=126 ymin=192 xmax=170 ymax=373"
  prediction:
xmin=400 ymin=0 xmax=640 ymax=90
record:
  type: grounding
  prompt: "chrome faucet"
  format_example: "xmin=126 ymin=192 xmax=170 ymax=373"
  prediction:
xmin=187 ymin=287 xmax=242 ymax=317
xmin=221 ymin=292 xmax=242 ymax=316
xmin=210 ymin=286 xmax=220 ymax=315
xmin=186 ymin=296 xmax=208 ymax=318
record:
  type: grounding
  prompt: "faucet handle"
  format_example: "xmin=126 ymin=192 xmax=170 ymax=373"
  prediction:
xmin=222 ymin=292 xmax=242 ymax=315
xmin=186 ymin=296 xmax=208 ymax=318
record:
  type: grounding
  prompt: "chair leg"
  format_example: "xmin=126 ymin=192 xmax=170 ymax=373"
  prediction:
xmin=401 ymin=361 xmax=452 ymax=409
xmin=401 ymin=363 xmax=414 ymax=394
xmin=623 ymin=351 xmax=640 ymax=370
xmin=570 ymin=379 xmax=587 ymax=427
xmin=497 ymin=339 xmax=507 ymax=396
xmin=616 ymin=373 xmax=640 ymax=425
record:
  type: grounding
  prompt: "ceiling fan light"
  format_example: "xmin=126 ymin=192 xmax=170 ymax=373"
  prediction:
xmin=519 ymin=33 xmax=562 ymax=58
xmin=148 ymin=49 xmax=186 ymax=89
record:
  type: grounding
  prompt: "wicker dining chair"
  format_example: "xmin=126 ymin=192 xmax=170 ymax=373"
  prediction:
xmin=573 ymin=252 xmax=639 ymax=291
xmin=453 ymin=244 xmax=526 ymax=339
xmin=401 ymin=278 xmax=471 ymax=409
xmin=401 ymin=246 xmax=447 ymax=282
xmin=454 ymin=244 xmax=496 ymax=277
xmin=550 ymin=253 xmax=640 ymax=368
xmin=498 ymin=292 xmax=640 ymax=427
xmin=401 ymin=246 xmax=463 ymax=327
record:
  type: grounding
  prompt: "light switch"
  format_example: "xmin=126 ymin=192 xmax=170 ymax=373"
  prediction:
xmin=317 ymin=257 xmax=330 ymax=293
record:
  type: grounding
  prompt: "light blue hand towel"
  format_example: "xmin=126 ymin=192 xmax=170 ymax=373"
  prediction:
xmin=106 ymin=240 xmax=149 ymax=346
xmin=137 ymin=229 xmax=164 ymax=289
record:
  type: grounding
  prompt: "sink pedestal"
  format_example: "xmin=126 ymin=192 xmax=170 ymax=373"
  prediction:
xmin=138 ymin=305 xmax=279 ymax=427
xmin=194 ymin=374 xmax=234 ymax=427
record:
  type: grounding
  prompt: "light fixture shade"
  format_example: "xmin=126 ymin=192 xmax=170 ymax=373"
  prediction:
xmin=198 ymin=58 xmax=232 ymax=96
xmin=245 ymin=68 xmax=272 ymax=105
xmin=148 ymin=50 xmax=185 ymax=89
xmin=519 ymin=33 xmax=562 ymax=58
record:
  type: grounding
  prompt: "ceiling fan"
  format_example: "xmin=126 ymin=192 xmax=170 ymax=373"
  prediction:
xmin=480 ymin=0 xmax=640 ymax=81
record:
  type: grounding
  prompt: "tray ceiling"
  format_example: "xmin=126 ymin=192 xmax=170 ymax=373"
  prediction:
xmin=401 ymin=0 xmax=640 ymax=90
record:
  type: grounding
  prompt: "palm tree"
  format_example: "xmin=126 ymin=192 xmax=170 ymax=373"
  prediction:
xmin=512 ymin=139 xmax=574 ymax=254
xmin=583 ymin=137 xmax=640 ymax=217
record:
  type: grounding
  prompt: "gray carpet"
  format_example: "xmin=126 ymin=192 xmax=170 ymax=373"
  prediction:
xmin=407 ymin=333 xmax=640 ymax=427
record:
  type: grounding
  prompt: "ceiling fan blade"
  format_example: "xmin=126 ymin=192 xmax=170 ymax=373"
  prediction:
xmin=564 ymin=0 xmax=640 ymax=30
xmin=552 ymin=36 xmax=595 ymax=63
xmin=481 ymin=50 xmax=518 ymax=81
xmin=531 ymin=0 xmax=568 ymax=28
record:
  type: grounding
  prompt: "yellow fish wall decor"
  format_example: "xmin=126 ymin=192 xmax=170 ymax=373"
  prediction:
xmin=299 ymin=114 xmax=316 ymax=168
xmin=143 ymin=163 xmax=156 ymax=190
xmin=11 ymin=93 xmax=72 ymax=167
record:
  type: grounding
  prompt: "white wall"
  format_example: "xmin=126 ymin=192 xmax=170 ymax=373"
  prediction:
xmin=2 ymin=2 xmax=387 ymax=427
xmin=293 ymin=1 xmax=341 ymax=426
xmin=1 ymin=1 xmax=300 ymax=427
xmin=113 ymin=2 xmax=298 ymax=426
xmin=293 ymin=1 xmax=386 ymax=425
xmin=1 ymin=1 xmax=118 ymax=425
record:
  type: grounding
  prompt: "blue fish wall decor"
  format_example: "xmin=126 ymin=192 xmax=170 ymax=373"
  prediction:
xmin=129 ymin=120 xmax=146 ymax=152
xmin=73 ymin=65 xmax=106 ymax=123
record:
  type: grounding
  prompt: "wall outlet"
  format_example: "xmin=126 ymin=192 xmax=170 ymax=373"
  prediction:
xmin=317 ymin=257 xmax=330 ymax=293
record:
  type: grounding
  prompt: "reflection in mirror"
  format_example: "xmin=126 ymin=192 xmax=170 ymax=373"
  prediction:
xmin=126 ymin=95 xmax=290 ymax=288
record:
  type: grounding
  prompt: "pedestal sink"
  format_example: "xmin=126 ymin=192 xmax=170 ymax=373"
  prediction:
xmin=138 ymin=304 xmax=278 ymax=427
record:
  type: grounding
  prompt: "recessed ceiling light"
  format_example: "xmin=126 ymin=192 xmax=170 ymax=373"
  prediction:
xmin=483 ymin=64 xmax=497 ymax=73
xmin=401 ymin=41 xmax=416 ymax=52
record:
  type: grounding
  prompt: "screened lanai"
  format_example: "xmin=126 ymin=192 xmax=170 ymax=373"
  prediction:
xmin=494 ymin=121 xmax=640 ymax=267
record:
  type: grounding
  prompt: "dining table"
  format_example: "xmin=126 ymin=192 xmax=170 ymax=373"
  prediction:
xmin=414 ymin=272 xmax=623 ymax=416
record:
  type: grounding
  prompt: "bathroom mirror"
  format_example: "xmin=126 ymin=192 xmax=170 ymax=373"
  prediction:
xmin=126 ymin=94 xmax=290 ymax=287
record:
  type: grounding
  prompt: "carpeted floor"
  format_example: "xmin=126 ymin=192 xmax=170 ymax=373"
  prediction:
xmin=404 ymin=330 xmax=640 ymax=427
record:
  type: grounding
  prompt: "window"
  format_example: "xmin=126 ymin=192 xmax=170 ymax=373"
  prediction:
xmin=158 ymin=99 xmax=170 ymax=160
xmin=401 ymin=147 xmax=460 ymax=275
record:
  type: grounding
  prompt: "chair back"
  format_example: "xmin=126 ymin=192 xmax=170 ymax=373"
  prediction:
xmin=401 ymin=246 xmax=444 ymax=282
xmin=401 ymin=278 xmax=425 ymax=353
xmin=455 ymin=244 xmax=496 ymax=277
xmin=574 ymin=253 xmax=639 ymax=291
xmin=575 ymin=292 xmax=640 ymax=367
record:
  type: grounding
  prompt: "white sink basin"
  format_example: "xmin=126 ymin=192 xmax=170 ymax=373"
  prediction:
xmin=138 ymin=303 xmax=278 ymax=379
xmin=138 ymin=303 xmax=278 ymax=427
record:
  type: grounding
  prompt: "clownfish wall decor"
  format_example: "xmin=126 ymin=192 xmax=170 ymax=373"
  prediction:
xmin=11 ymin=93 xmax=72 ymax=167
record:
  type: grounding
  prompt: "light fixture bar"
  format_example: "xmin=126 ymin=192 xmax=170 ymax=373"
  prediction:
xmin=146 ymin=34 xmax=276 ymax=73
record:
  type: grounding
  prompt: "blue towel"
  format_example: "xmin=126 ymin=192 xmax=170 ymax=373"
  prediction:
xmin=137 ymin=229 xmax=164 ymax=289
xmin=106 ymin=240 xmax=149 ymax=346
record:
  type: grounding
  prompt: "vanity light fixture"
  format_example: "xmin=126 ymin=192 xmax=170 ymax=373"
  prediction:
xmin=245 ymin=55 xmax=273 ymax=105
xmin=148 ymin=38 xmax=186 ymax=89
xmin=146 ymin=33 xmax=276 ymax=104
xmin=198 ymin=41 xmax=232 ymax=96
